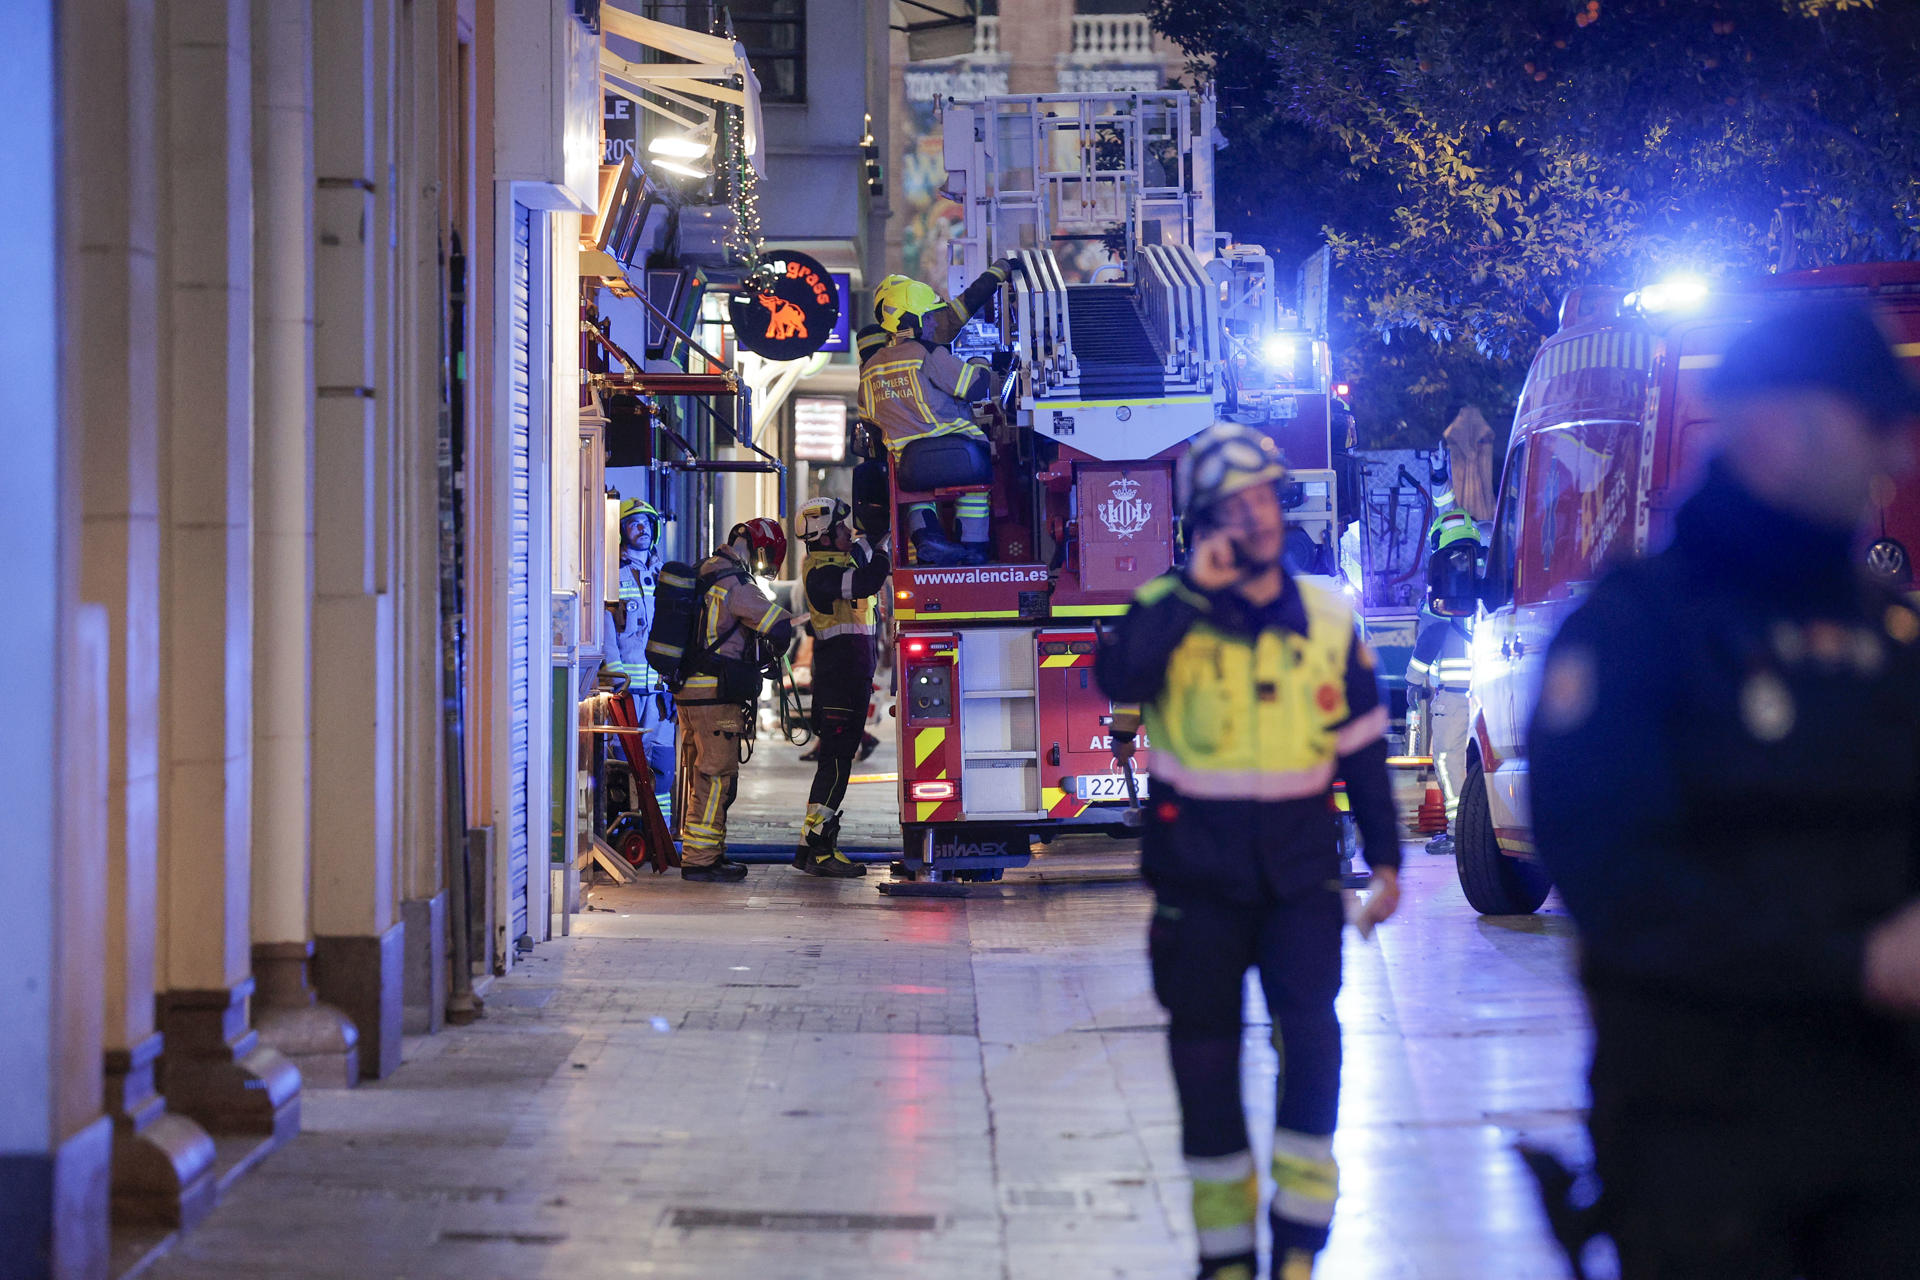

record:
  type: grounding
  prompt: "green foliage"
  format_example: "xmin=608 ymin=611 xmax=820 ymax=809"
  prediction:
xmin=1151 ymin=0 xmax=1920 ymax=449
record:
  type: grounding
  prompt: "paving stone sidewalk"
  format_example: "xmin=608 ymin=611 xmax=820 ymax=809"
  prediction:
xmin=144 ymin=855 xmax=1592 ymax=1280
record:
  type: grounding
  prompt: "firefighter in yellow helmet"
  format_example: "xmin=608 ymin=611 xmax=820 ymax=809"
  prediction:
xmin=858 ymin=261 xmax=1019 ymax=566
xmin=606 ymin=496 xmax=677 ymax=826
xmin=1094 ymin=423 xmax=1402 ymax=1280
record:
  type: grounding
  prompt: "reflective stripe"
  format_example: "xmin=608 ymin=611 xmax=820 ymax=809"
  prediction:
xmin=1154 ymin=754 xmax=1335 ymax=801
xmin=841 ymin=566 xmax=855 ymax=598
xmin=1334 ymin=705 xmax=1389 ymax=755
xmin=814 ymin=621 xmax=877 ymax=639
xmin=1186 ymin=1150 xmax=1256 ymax=1183
xmin=1271 ymin=1129 xmax=1338 ymax=1228
xmin=1195 ymin=1222 xmax=1258 ymax=1259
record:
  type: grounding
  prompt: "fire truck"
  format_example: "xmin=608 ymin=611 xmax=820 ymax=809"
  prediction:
xmin=878 ymin=90 xmax=1342 ymax=885
xmin=1454 ymin=263 xmax=1920 ymax=915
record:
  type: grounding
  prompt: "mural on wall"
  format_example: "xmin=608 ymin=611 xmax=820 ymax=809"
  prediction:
xmin=899 ymin=65 xmax=1008 ymax=289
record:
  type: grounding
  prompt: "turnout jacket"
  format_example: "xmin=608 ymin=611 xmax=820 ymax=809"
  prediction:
xmin=1405 ymin=616 xmax=1472 ymax=694
xmin=678 ymin=548 xmax=794 ymax=700
xmin=1532 ymin=464 xmax=1920 ymax=1017
xmin=1096 ymin=568 xmax=1400 ymax=900
xmin=857 ymin=336 xmax=990 ymax=456
xmin=803 ymin=540 xmax=890 ymax=713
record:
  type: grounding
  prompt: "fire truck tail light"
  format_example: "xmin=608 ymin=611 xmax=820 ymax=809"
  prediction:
xmin=910 ymin=781 xmax=956 ymax=801
xmin=896 ymin=589 xmax=913 ymax=601
xmin=907 ymin=641 xmax=926 ymax=654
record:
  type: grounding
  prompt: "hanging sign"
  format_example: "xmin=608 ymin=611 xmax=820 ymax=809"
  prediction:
xmin=728 ymin=250 xmax=840 ymax=362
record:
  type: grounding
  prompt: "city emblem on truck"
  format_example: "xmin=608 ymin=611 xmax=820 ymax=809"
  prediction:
xmin=1098 ymin=477 xmax=1153 ymax=540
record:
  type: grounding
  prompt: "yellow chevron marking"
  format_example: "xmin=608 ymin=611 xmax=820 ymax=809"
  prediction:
xmin=1041 ymin=786 xmax=1065 ymax=810
xmin=915 ymin=801 xmax=942 ymax=822
xmin=1041 ymin=654 xmax=1077 ymax=668
xmin=914 ymin=727 xmax=946 ymax=767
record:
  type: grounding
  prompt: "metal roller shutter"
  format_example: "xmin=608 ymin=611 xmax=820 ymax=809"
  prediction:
xmin=507 ymin=202 xmax=534 ymax=953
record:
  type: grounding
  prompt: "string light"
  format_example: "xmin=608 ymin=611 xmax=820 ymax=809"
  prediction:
xmin=714 ymin=11 xmax=763 ymax=268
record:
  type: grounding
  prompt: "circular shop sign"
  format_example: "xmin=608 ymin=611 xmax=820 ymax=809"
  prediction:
xmin=729 ymin=251 xmax=840 ymax=362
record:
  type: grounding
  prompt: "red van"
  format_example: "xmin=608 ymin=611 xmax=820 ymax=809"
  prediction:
xmin=1455 ymin=264 xmax=1920 ymax=914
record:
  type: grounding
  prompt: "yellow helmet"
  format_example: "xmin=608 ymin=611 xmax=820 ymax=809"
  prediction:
xmin=874 ymin=274 xmax=944 ymax=334
xmin=619 ymin=497 xmax=660 ymax=524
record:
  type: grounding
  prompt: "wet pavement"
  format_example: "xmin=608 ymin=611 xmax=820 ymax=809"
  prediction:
xmin=141 ymin=840 xmax=1595 ymax=1279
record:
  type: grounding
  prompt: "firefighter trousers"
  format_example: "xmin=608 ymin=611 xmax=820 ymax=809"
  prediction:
xmin=807 ymin=638 xmax=874 ymax=812
xmin=676 ymin=701 xmax=746 ymax=866
xmin=1149 ymin=878 xmax=1344 ymax=1273
xmin=1429 ymin=689 xmax=1469 ymax=823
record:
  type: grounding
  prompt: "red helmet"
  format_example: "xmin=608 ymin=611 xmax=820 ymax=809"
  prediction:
xmin=727 ymin=517 xmax=789 ymax=572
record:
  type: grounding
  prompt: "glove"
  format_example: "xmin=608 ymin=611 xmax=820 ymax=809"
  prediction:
xmin=992 ymin=256 xmax=1022 ymax=279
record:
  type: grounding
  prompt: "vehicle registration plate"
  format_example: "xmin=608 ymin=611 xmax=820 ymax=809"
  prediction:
xmin=1074 ymin=772 xmax=1146 ymax=801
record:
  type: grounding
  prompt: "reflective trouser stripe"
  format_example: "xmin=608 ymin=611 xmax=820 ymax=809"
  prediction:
xmin=1189 ymin=1150 xmax=1258 ymax=1262
xmin=1271 ymin=1129 xmax=1337 ymax=1228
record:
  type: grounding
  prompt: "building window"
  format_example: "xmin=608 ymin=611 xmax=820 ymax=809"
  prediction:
xmin=1073 ymin=0 xmax=1145 ymax=12
xmin=733 ymin=0 xmax=805 ymax=104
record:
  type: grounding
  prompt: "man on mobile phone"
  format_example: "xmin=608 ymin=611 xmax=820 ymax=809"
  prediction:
xmin=1095 ymin=423 xmax=1402 ymax=1280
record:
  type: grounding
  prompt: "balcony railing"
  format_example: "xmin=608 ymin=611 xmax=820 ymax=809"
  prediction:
xmin=1068 ymin=14 xmax=1156 ymax=63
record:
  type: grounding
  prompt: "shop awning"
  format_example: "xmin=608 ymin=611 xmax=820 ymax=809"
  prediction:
xmin=600 ymin=10 xmax=764 ymax=175
xmin=890 ymin=0 xmax=978 ymax=61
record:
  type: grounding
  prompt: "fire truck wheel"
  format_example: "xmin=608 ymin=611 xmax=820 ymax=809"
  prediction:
xmin=1454 ymin=759 xmax=1550 ymax=916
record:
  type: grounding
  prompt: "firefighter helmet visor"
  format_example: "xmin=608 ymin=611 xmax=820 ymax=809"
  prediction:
xmin=1427 ymin=542 xmax=1481 ymax=617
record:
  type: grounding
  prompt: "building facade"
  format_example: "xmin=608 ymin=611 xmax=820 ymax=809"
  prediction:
xmin=2 ymin=1 xmax=604 ymax=1273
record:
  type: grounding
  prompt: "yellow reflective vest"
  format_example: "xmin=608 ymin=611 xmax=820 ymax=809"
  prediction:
xmin=802 ymin=550 xmax=877 ymax=640
xmin=1141 ymin=576 xmax=1381 ymax=801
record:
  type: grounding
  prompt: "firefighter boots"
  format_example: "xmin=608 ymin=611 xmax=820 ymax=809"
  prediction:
xmin=792 ymin=808 xmax=866 ymax=878
xmin=910 ymin=525 xmax=983 ymax=566
xmin=681 ymin=854 xmax=749 ymax=882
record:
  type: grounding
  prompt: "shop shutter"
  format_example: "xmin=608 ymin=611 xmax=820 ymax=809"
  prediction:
xmin=506 ymin=202 xmax=534 ymax=953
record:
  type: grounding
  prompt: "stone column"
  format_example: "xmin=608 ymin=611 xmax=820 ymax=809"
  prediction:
xmin=311 ymin=0 xmax=405 ymax=1081
xmin=0 ymin=10 xmax=113 ymax=1272
xmin=246 ymin=0 xmax=362 ymax=1090
xmin=398 ymin=0 xmax=450 ymax=1038
xmin=67 ymin=0 xmax=218 ymax=1230
xmin=155 ymin=0 xmax=299 ymax=1143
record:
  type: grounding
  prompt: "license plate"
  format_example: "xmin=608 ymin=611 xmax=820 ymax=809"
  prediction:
xmin=1075 ymin=772 xmax=1145 ymax=801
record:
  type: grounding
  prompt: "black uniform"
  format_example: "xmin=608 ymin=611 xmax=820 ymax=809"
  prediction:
xmin=801 ymin=539 xmax=891 ymax=815
xmin=1531 ymin=462 xmax=1920 ymax=1278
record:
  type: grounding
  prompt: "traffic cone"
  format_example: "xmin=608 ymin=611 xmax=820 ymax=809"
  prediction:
xmin=1414 ymin=779 xmax=1448 ymax=835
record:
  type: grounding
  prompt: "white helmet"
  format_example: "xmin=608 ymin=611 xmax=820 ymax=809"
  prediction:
xmin=797 ymin=496 xmax=851 ymax=547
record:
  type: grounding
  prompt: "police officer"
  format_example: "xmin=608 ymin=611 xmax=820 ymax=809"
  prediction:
xmin=790 ymin=497 xmax=890 ymax=878
xmin=675 ymin=517 xmax=795 ymax=883
xmin=858 ymin=263 xmax=1018 ymax=566
xmin=1531 ymin=301 xmax=1920 ymax=1276
xmin=1407 ymin=507 xmax=1482 ymax=849
xmin=1095 ymin=423 xmax=1402 ymax=1280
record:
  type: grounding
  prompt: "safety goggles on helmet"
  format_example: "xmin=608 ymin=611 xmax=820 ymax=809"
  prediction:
xmin=797 ymin=497 xmax=851 ymax=547
xmin=874 ymin=275 xmax=945 ymax=335
xmin=1178 ymin=423 xmax=1290 ymax=528
xmin=728 ymin=517 xmax=790 ymax=574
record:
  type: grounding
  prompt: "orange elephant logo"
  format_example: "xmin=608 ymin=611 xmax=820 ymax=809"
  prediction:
xmin=759 ymin=294 xmax=810 ymax=342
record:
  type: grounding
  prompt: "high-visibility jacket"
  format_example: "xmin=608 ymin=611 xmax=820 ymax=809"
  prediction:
xmin=857 ymin=336 xmax=990 ymax=456
xmin=1130 ymin=576 xmax=1385 ymax=801
xmin=1096 ymin=567 xmax=1402 ymax=893
xmin=802 ymin=545 xmax=887 ymax=641
xmin=1406 ymin=617 xmax=1472 ymax=694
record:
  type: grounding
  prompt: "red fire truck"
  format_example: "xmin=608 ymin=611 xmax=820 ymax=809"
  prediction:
xmin=880 ymin=90 xmax=1343 ymax=885
xmin=1455 ymin=263 xmax=1920 ymax=914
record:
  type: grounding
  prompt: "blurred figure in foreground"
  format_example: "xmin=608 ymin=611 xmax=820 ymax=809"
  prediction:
xmin=1531 ymin=302 xmax=1920 ymax=1277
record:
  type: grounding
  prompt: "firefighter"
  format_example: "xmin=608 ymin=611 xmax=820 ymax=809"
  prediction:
xmin=674 ymin=517 xmax=795 ymax=883
xmin=1095 ymin=422 xmax=1402 ymax=1280
xmin=789 ymin=497 xmax=890 ymax=878
xmin=606 ymin=496 xmax=675 ymax=803
xmin=1408 ymin=507 xmax=1481 ymax=850
xmin=1530 ymin=301 xmax=1920 ymax=1276
xmin=858 ymin=262 xmax=1018 ymax=566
